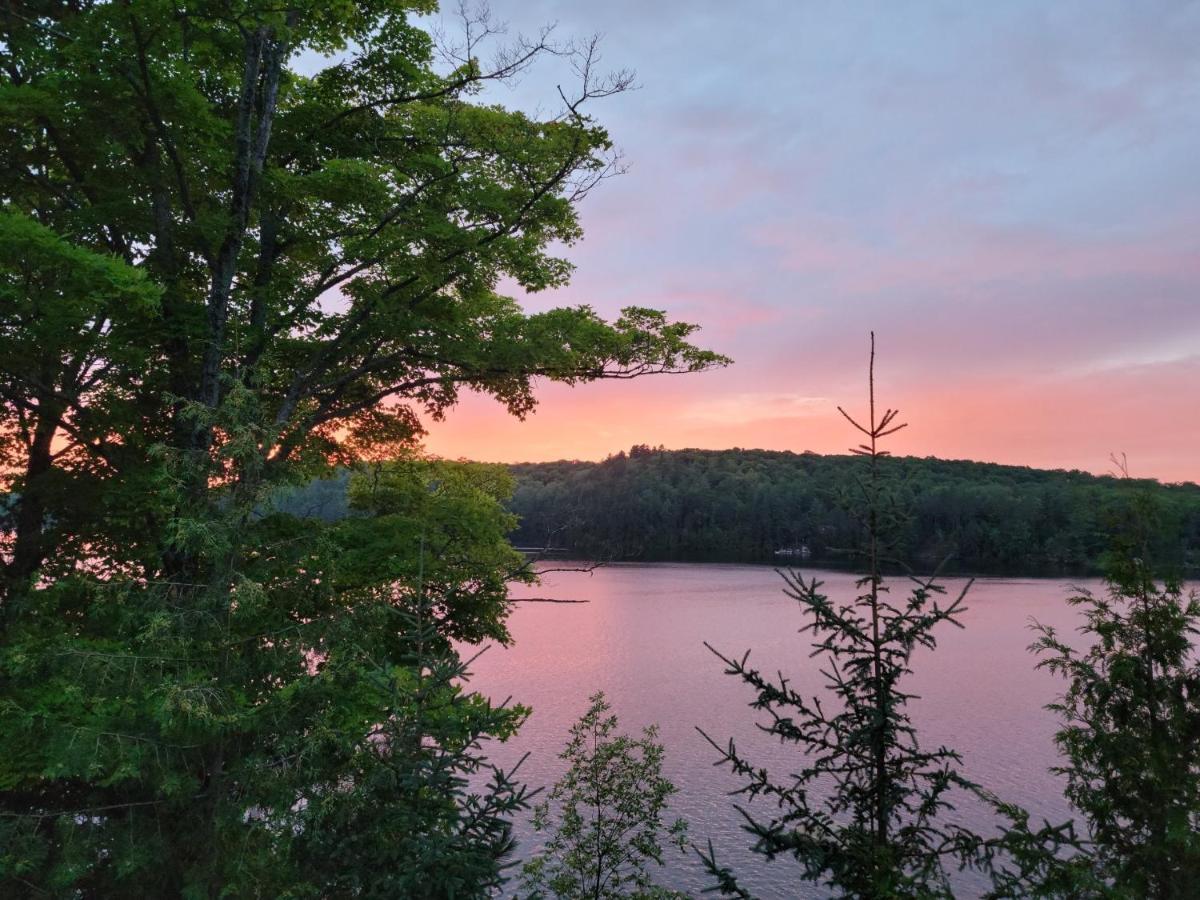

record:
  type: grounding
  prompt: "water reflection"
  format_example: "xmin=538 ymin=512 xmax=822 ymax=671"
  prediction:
xmin=468 ymin=563 xmax=1095 ymax=897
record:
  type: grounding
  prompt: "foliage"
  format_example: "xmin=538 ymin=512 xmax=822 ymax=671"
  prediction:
xmin=281 ymin=572 xmax=532 ymax=899
xmin=699 ymin=336 xmax=985 ymax=898
xmin=958 ymin=796 xmax=1104 ymax=899
xmin=0 ymin=1 xmax=723 ymax=894
xmin=506 ymin=450 xmax=1200 ymax=575
xmin=521 ymin=692 xmax=689 ymax=900
xmin=0 ymin=454 xmax=531 ymax=897
xmin=0 ymin=210 xmax=162 ymax=599
xmin=334 ymin=457 xmax=533 ymax=644
xmin=1032 ymin=493 xmax=1200 ymax=899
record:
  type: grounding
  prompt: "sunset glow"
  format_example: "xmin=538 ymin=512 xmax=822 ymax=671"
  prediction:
xmin=419 ymin=1 xmax=1200 ymax=483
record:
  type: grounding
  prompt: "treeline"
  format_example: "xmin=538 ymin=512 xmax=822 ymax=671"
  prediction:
xmin=507 ymin=446 xmax=1200 ymax=573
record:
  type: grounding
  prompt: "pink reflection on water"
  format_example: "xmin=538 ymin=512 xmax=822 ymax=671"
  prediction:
xmin=468 ymin=562 xmax=1096 ymax=897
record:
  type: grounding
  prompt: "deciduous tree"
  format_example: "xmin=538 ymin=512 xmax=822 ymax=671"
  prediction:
xmin=522 ymin=692 xmax=689 ymax=899
xmin=0 ymin=2 xmax=724 ymax=894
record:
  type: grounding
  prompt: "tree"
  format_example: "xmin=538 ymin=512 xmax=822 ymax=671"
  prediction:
xmin=521 ymin=692 xmax=689 ymax=899
xmin=699 ymin=334 xmax=981 ymax=898
xmin=280 ymin=520 xmax=533 ymax=898
xmin=0 ymin=0 xmax=725 ymax=613
xmin=0 ymin=2 xmax=725 ymax=894
xmin=0 ymin=454 xmax=536 ymax=896
xmin=1032 ymin=483 xmax=1200 ymax=898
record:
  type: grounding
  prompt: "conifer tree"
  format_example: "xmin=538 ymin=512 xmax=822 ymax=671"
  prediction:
xmin=284 ymin=534 xmax=532 ymax=898
xmin=699 ymin=334 xmax=980 ymax=898
xmin=521 ymin=692 xmax=689 ymax=899
xmin=1032 ymin=474 xmax=1200 ymax=898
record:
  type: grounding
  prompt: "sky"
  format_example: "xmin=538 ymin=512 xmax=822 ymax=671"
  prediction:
xmin=412 ymin=1 xmax=1200 ymax=483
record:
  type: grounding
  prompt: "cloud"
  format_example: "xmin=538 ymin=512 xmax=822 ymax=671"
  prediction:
xmin=415 ymin=0 xmax=1200 ymax=483
xmin=681 ymin=392 xmax=828 ymax=426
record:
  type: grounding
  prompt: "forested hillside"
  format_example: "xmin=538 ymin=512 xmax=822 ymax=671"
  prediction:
xmin=507 ymin=446 xmax=1200 ymax=574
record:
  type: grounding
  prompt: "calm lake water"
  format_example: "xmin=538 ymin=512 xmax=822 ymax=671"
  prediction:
xmin=470 ymin=562 xmax=1097 ymax=898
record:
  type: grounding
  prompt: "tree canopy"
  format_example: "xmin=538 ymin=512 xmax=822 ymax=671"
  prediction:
xmin=0 ymin=2 xmax=724 ymax=894
xmin=507 ymin=448 xmax=1200 ymax=574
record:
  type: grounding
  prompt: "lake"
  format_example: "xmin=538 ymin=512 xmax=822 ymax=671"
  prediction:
xmin=469 ymin=562 xmax=1097 ymax=898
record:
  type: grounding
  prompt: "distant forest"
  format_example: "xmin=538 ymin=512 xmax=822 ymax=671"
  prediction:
xmin=506 ymin=446 xmax=1200 ymax=575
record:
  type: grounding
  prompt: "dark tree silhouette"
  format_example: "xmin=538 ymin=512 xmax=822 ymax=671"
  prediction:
xmin=1033 ymin=477 xmax=1200 ymax=898
xmin=699 ymin=334 xmax=982 ymax=898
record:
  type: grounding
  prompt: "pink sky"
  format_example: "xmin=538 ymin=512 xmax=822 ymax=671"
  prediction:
xmin=423 ymin=351 xmax=1200 ymax=484
xmin=420 ymin=1 xmax=1200 ymax=485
